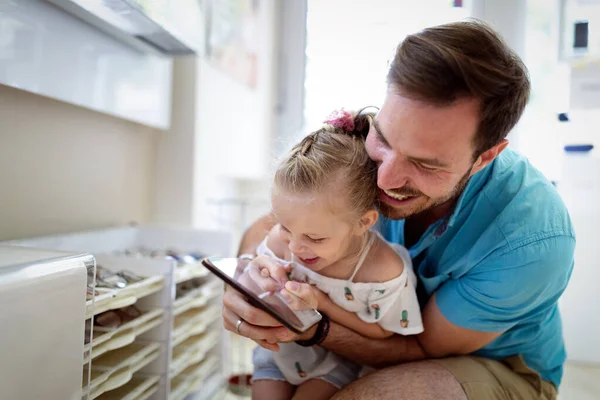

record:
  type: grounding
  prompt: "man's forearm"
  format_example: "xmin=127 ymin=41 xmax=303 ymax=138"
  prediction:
xmin=321 ymin=321 xmax=427 ymax=368
xmin=237 ymin=213 xmax=276 ymax=256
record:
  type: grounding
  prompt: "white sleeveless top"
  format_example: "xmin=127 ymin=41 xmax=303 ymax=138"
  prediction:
xmin=256 ymin=231 xmax=424 ymax=385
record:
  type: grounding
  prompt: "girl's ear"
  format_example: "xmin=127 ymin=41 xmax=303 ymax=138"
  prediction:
xmin=356 ymin=209 xmax=379 ymax=234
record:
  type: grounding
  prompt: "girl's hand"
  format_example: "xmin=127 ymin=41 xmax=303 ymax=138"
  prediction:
xmin=280 ymin=282 xmax=320 ymax=310
xmin=246 ymin=255 xmax=291 ymax=293
xmin=313 ymin=288 xmax=332 ymax=313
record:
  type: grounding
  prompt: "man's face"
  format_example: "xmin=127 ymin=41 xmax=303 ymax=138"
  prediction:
xmin=365 ymin=90 xmax=482 ymax=220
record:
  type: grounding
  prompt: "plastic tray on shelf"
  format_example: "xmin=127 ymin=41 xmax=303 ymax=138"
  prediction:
xmin=173 ymin=279 xmax=221 ymax=317
xmin=95 ymin=375 xmax=160 ymax=400
xmin=170 ymin=318 xmax=209 ymax=349
xmin=169 ymin=355 xmax=220 ymax=400
xmin=171 ymin=306 xmax=221 ymax=347
xmin=115 ymin=275 xmax=165 ymax=299
xmin=86 ymin=275 xmax=165 ymax=319
xmin=170 ymin=330 xmax=220 ymax=378
xmin=86 ymin=289 xmax=119 ymax=319
xmin=194 ymin=373 xmax=225 ymax=400
xmin=173 ymin=290 xmax=207 ymax=317
xmin=82 ymin=342 xmax=160 ymax=400
xmin=84 ymin=308 xmax=164 ymax=364
xmin=175 ymin=263 xmax=209 ymax=284
xmin=201 ymin=278 xmax=223 ymax=301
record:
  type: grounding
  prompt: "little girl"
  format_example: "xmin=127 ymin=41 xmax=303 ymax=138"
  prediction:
xmin=248 ymin=109 xmax=423 ymax=400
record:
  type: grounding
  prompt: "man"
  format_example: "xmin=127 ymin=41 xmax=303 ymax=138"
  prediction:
xmin=222 ymin=20 xmax=575 ymax=399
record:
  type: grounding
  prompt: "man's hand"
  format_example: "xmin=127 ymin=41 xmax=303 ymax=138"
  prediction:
xmin=223 ymin=286 xmax=318 ymax=346
xmin=223 ymin=284 xmax=287 ymax=351
xmin=222 ymin=255 xmax=319 ymax=350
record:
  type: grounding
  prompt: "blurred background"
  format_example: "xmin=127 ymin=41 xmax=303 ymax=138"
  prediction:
xmin=1 ymin=0 xmax=598 ymax=242
xmin=0 ymin=1 xmax=599 ymax=399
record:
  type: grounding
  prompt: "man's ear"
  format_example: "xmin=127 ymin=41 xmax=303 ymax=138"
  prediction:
xmin=471 ymin=140 xmax=509 ymax=175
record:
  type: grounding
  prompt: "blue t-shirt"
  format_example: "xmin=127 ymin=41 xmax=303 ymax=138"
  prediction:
xmin=379 ymin=149 xmax=575 ymax=387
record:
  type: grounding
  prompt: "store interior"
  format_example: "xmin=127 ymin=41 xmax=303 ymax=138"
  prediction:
xmin=0 ymin=0 xmax=599 ymax=399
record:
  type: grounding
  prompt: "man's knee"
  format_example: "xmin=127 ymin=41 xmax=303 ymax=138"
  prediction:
xmin=332 ymin=360 xmax=467 ymax=400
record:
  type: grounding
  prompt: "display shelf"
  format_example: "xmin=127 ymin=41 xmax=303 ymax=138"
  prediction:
xmin=86 ymin=275 xmax=165 ymax=319
xmin=175 ymin=263 xmax=210 ymax=284
xmin=6 ymin=226 xmax=232 ymax=399
xmin=173 ymin=292 xmax=207 ymax=317
xmin=171 ymin=306 xmax=221 ymax=347
xmin=169 ymin=356 xmax=220 ymax=400
xmin=201 ymin=278 xmax=223 ymax=301
xmin=138 ymin=381 xmax=161 ymax=400
xmin=95 ymin=375 xmax=160 ymax=400
xmin=186 ymin=373 xmax=225 ymax=400
xmin=116 ymin=275 xmax=165 ymax=299
xmin=85 ymin=308 xmax=164 ymax=364
xmin=83 ymin=342 xmax=160 ymax=400
xmin=170 ymin=318 xmax=210 ymax=349
xmin=170 ymin=330 xmax=219 ymax=379
xmin=173 ymin=280 xmax=221 ymax=317
xmin=6 ymin=226 xmax=231 ymax=259
xmin=86 ymin=289 xmax=118 ymax=319
xmin=0 ymin=246 xmax=93 ymax=400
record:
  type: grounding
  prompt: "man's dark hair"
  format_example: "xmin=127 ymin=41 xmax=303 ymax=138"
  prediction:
xmin=387 ymin=19 xmax=531 ymax=157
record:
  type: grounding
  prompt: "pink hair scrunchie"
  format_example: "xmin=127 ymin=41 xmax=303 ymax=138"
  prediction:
xmin=323 ymin=109 xmax=355 ymax=132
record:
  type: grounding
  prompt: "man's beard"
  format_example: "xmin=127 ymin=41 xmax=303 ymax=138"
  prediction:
xmin=378 ymin=168 xmax=472 ymax=221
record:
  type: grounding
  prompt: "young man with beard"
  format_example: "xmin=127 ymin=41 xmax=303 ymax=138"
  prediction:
xmin=222 ymin=20 xmax=575 ymax=399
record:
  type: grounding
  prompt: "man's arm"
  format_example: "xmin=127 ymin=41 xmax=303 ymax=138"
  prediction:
xmin=225 ymin=213 xmax=282 ymax=352
xmin=317 ymin=234 xmax=575 ymax=367
xmin=237 ymin=213 xmax=276 ymax=256
xmin=318 ymin=293 xmax=394 ymax=340
xmin=319 ymin=293 xmax=502 ymax=368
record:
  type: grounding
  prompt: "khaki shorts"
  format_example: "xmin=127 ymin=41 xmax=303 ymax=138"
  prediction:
xmin=433 ymin=355 xmax=557 ymax=400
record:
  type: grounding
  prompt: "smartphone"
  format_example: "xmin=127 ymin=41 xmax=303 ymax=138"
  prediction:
xmin=201 ymin=257 xmax=322 ymax=334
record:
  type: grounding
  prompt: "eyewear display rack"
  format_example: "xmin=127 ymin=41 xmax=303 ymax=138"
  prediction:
xmin=7 ymin=226 xmax=232 ymax=400
xmin=0 ymin=245 xmax=94 ymax=400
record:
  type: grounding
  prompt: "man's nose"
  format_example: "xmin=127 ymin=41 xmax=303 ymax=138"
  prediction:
xmin=378 ymin=157 xmax=409 ymax=190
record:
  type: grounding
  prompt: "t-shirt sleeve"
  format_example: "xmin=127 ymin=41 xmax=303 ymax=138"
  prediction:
xmin=356 ymin=269 xmax=424 ymax=336
xmin=376 ymin=218 xmax=403 ymax=246
xmin=378 ymin=281 xmax=424 ymax=335
xmin=435 ymin=235 xmax=575 ymax=332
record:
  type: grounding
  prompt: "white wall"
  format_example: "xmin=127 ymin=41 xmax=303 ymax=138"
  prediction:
xmin=153 ymin=55 xmax=245 ymax=233
xmin=557 ymin=153 xmax=600 ymax=364
xmin=192 ymin=0 xmax=280 ymax=236
xmin=153 ymin=57 xmax=198 ymax=227
xmin=195 ymin=0 xmax=279 ymax=181
xmin=191 ymin=55 xmax=272 ymax=232
xmin=152 ymin=1 xmax=280 ymax=234
xmin=0 ymin=84 xmax=158 ymax=241
xmin=0 ymin=0 xmax=283 ymax=244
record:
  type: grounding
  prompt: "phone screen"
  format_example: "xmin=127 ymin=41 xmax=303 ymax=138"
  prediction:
xmin=202 ymin=257 xmax=322 ymax=333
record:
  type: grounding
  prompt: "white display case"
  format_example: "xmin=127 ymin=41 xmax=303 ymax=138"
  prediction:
xmin=0 ymin=0 xmax=173 ymax=129
xmin=0 ymin=245 xmax=93 ymax=400
xmin=7 ymin=226 xmax=232 ymax=400
xmin=557 ymin=151 xmax=600 ymax=365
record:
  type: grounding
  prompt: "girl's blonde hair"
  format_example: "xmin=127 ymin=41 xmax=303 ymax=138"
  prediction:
xmin=274 ymin=109 xmax=379 ymax=220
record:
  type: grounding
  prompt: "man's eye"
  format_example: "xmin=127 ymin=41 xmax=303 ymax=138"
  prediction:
xmin=418 ymin=163 xmax=438 ymax=172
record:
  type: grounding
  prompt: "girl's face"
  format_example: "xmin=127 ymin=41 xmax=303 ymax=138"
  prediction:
xmin=271 ymin=186 xmax=367 ymax=272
